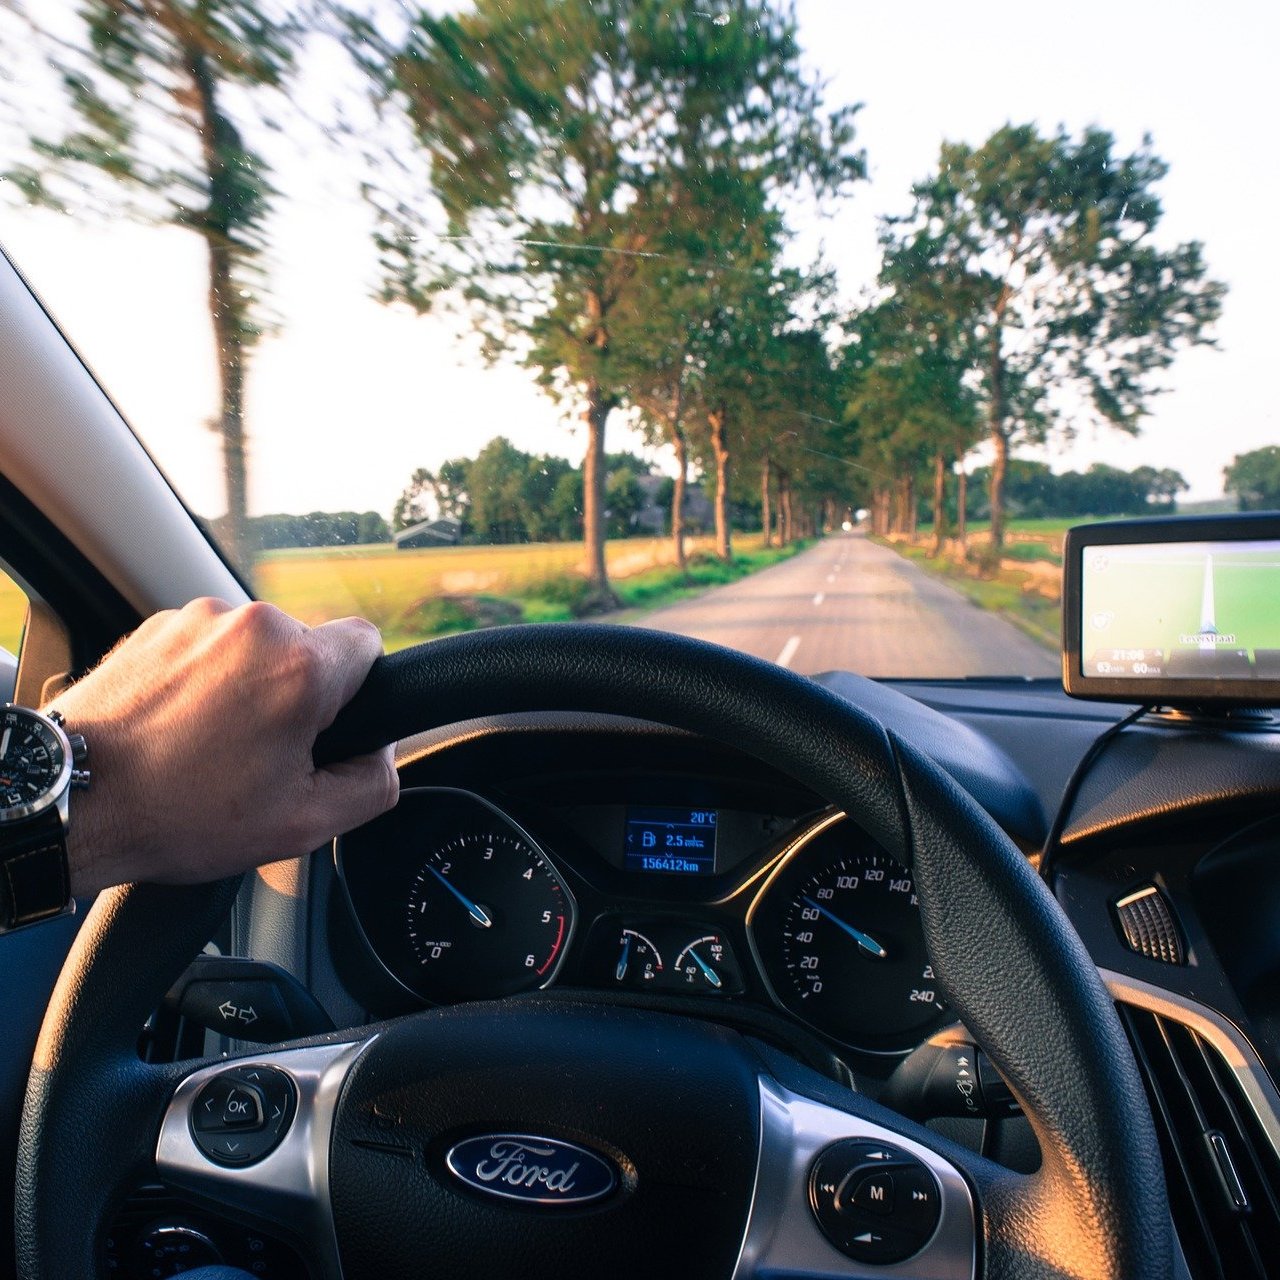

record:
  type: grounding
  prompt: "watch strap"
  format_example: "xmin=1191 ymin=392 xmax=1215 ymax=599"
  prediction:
xmin=0 ymin=807 xmax=70 ymax=930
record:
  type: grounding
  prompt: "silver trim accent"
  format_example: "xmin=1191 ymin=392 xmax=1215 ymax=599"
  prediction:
xmin=1102 ymin=968 xmax=1280 ymax=1159
xmin=156 ymin=1038 xmax=374 ymax=1280
xmin=732 ymin=1078 xmax=975 ymax=1280
xmin=333 ymin=785 xmax=578 ymax=1006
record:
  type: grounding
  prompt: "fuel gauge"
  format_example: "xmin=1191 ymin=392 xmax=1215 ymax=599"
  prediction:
xmin=611 ymin=928 xmax=664 ymax=987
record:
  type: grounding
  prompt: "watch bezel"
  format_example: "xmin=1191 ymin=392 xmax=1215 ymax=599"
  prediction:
xmin=0 ymin=705 xmax=74 ymax=825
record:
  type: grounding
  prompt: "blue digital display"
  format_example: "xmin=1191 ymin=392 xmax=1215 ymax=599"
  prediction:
xmin=624 ymin=807 xmax=718 ymax=875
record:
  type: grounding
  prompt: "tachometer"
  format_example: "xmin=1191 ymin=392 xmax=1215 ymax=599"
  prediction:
xmin=336 ymin=787 xmax=576 ymax=1006
xmin=750 ymin=822 xmax=946 ymax=1050
xmin=404 ymin=829 xmax=571 ymax=1002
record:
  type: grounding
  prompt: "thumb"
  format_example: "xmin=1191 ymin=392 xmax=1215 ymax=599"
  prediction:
xmin=305 ymin=744 xmax=400 ymax=846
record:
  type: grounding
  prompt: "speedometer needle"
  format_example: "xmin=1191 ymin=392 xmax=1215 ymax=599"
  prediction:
xmin=802 ymin=896 xmax=888 ymax=959
xmin=429 ymin=866 xmax=493 ymax=928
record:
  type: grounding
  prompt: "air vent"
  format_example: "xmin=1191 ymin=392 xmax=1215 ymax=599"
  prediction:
xmin=1120 ymin=1005 xmax=1280 ymax=1278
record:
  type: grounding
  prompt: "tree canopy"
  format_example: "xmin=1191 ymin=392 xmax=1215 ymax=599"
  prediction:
xmin=1224 ymin=447 xmax=1280 ymax=512
xmin=356 ymin=0 xmax=862 ymax=602
xmin=886 ymin=123 xmax=1225 ymax=553
xmin=3 ymin=0 xmax=303 ymax=567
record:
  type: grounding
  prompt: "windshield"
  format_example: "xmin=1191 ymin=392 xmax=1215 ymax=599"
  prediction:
xmin=1 ymin=1 xmax=1272 ymax=678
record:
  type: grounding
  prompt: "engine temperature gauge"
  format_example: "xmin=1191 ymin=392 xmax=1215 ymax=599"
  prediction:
xmin=674 ymin=934 xmax=741 ymax=992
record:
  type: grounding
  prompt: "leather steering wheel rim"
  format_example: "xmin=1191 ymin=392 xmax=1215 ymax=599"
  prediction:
xmin=16 ymin=623 xmax=1170 ymax=1279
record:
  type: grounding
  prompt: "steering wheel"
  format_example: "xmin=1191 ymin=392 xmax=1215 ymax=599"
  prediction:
xmin=15 ymin=625 xmax=1170 ymax=1280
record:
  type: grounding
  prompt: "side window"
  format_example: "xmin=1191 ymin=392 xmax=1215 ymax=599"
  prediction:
xmin=0 ymin=567 xmax=28 ymax=703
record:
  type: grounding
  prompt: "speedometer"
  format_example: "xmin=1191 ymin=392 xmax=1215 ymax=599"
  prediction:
xmin=750 ymin=821 xmax=947 ymax=1051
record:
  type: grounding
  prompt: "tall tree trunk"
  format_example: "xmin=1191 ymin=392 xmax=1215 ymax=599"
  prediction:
xmin=190 ymin=47 xmax=251 ymax=571
xmin=709 ymin=406 xmax=732 ymax=561
xmin=989 ymin=426 xmax=1009 ymax=565
xmin=988 ymin=334 xmax=1008 ymax=557
xmin=780 ymin=472 xmax=793 ymax=546
xmin=672 ymin=422 xmax=688 ymax=577
xmin=907 ymin=476 xmax=918 ymax=539
xmin=956 ymin=461 xmax=968 ymax=551
xmin=206 ymin=240 xmax=249 ymax=570
xmin=931 ymin=452 xmax=947 ymax=556
xmin=760 ymin=457 xmax=773 ymax=548
xmin=582 ymin=381 xmax=616 ymax=606
xmin=892 ymin=477 xmax=909 ymax=534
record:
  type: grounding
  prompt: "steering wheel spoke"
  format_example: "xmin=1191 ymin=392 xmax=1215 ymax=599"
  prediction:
xmin=735 ymin=1077 xmax=975 ymax=1279
xmin=155 ymin=1039 xmax=367 ymax=1280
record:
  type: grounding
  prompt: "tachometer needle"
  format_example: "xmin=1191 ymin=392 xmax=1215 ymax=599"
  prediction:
xmin=688 ymin=947 xmax=723 ymax=989
xmin=802 ymin=896 xmax=887 ymax=959
xmin=429 ymin=866 xmax=493 ymax=928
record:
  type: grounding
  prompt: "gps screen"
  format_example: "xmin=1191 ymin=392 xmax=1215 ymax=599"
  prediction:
xmin=1080 ymin=538 xmax=1280 ymax=680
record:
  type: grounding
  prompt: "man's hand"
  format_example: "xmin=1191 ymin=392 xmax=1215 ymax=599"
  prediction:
xmin=50 ymin=599 xmax=399 ymax=897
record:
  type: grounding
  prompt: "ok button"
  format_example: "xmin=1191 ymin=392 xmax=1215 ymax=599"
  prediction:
xmin=220 ymin=1085 xmax=264 ymax=1130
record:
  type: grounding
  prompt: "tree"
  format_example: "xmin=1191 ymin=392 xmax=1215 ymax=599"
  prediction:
xmin=1224 ymin=446 xmax=1280 ymax=511
xmin=894 ymin=124 xmax=1225 ymax=555
xmin=392 ymin=460 xmax=472 ymax=531
xmin=468 ymin=436 xmax=540 ymax=543
xmin=3 ymin=1 xmax=301 ymax=568
xmin=359 ymin=0 xmax=861 ymax=606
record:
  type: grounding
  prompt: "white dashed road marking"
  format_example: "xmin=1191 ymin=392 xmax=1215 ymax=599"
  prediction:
xmin=776 ymin=635 xmax=802 ymax=668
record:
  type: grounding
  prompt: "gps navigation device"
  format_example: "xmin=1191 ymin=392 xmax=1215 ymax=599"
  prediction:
xmin=1062 ymin=513 xmax=1280 ymax=705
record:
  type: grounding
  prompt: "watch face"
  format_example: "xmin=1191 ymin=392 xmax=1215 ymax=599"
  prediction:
xmin=0 ymin=708 xmax=66 ymax=817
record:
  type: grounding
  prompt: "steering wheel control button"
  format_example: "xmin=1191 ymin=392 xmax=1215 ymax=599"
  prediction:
xmin=190 ymin=1066 xmax=297 ymax=1166
xmin=220 ymin=1085 xmax=264 ymax=1129
xmin=893 ymin=1165 xmax=940 ymax=1232
xmin=809 ymin=1140 xmax=942 ymax=1264
xmin=848 ymin=1170 xmax=895 ymax=1215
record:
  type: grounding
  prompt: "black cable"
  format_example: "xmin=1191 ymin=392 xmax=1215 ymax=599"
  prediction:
xmin=1038 ymin=703 xmax=1152 ymax=887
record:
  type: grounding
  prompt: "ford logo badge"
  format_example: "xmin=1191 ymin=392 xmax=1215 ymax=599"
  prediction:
xmin=445 ymin=1134 xmax=618 ymax=1206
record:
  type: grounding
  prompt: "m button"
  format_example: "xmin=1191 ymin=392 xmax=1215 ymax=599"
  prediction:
xmin=848 ymin=1170 xmax=895 ymax=1216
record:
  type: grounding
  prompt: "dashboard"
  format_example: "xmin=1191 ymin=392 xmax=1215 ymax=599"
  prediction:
xmin=308 ymin=675 xmax=1280 ymax=1100
xmin=112 ymin=674 xmax=1280 ymax=1280
xmin=337 ymin=785 xmax=947 ymax=1057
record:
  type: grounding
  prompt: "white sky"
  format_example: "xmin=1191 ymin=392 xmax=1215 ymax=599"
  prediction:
xmin=1 ymin=0 xmax=1276 ymax=519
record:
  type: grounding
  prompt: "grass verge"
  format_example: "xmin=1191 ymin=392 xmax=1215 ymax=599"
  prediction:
xmin=253 ymin=533 xmax=804 ymax=650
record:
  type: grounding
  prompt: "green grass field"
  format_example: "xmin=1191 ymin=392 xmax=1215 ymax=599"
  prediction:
xmin=255 ymin=532 xmax=785 ymax=650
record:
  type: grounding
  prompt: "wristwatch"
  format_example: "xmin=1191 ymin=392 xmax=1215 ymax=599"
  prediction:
xmin=0 ymin=704 xmax=89 ymax=932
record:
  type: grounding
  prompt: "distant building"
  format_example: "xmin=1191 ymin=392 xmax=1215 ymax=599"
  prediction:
xmin=394 ymin=516 xmax=462 ymax=549
xmin=633 ymin=473 xmax=713 ymax=535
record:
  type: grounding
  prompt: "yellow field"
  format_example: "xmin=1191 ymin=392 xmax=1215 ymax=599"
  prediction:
xmin=0 ymin=536 xmax=761 ymax=663
xmin=255 ymin=534 xmax=729 ymax=643
xmin=0 ymin=574 xmax=26 ymax=656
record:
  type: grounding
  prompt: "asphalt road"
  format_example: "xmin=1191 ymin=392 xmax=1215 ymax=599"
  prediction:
xmin=637 ymin=532 xmax=1058 ymax=678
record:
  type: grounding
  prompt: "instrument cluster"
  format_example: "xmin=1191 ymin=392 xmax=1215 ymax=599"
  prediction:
xmin=337 ymin=786 xmax=950 ymax=1055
